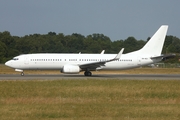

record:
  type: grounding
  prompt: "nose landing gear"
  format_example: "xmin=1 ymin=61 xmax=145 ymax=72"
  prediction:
xmin=15 ymin=69 xmax=24 ymax=76
xmin=21 ymin=72 xmax=24 ymax=76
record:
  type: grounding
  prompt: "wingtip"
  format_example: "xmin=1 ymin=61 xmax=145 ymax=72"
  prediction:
xmin=114 ymin=48 xmax=124 ymax=60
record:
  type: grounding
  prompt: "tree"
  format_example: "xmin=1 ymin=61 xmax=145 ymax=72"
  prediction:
xmin=0 ymin=41 xmax=7 ymax=62
xmin=111 ymin=40 xmax=124 ymax=53
xmin=123 ymin=37 xmax=138 ymax=53
xmin=48 ymin=32 xmax=56 ymax=36
xmin=167 ymin=36 xmax=180 ymax=53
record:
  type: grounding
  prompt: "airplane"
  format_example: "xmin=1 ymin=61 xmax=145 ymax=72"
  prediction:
xmin=5 ymin=25 xmax=168 ymax=76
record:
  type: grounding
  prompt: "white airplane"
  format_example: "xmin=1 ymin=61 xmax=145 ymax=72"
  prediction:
xmin=5 ymin=25 xmax=168 ymax=76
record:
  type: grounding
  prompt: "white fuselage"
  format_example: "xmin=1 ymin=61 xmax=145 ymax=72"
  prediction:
xmin=5 ymin=53 xmax=161 ymax=71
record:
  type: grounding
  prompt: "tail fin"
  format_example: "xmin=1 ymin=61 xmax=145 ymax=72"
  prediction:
xmin=139 ymin=25 xmax=168 ymax=56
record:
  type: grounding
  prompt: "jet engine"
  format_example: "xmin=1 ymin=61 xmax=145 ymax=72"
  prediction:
xmin=61 ymin=64 xmax=80 ymax=74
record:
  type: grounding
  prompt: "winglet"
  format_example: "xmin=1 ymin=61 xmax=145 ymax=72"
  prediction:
xmin=114 ymin=48 xmax=124 ymax=60
xmin=100 ymin=50 xmax=105 ymax=54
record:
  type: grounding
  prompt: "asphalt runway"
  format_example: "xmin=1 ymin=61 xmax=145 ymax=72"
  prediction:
xmin=0 ymin=74 xmax=180 ymax=80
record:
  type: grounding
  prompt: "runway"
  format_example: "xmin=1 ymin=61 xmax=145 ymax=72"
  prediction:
xmin=0 ymin=74 xmax=180 ymax=80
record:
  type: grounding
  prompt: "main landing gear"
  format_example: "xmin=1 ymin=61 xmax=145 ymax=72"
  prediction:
xmin=84 ymin=71 xmax=92 ymax=76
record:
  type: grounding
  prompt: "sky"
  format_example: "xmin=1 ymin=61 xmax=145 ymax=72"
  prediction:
xmin=0 ymin=0 xmax=180 ymax=41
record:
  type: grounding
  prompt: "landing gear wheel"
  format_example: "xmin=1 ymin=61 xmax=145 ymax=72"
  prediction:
xmin=84 ymin=71 xmax=92 ymax=76
xmin=21 ymin=72 xmax=24 ymax=76
xmin=84 ymin=71 xmax=87 ymax=76
xmin=87 ymin=72 xmax=92 ymax=76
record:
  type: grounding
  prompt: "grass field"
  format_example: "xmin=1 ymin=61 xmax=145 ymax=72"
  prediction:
xmin=1 ymin=64 xmax=180 ymax=119
xmin=0 ymin=80 xmax=180 ymax=120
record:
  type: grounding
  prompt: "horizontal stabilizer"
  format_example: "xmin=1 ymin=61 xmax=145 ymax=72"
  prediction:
xmin=150 ymin=54 xmax=176 ymax=59
xmin=150 ymin=55 xmax=164 ymax=59
xmin=162 ymin=54 xmax=176 ymax=61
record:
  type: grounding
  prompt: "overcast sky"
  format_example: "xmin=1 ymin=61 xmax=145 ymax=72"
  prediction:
xmin=0 ymin=0 xmax=179 ymax=41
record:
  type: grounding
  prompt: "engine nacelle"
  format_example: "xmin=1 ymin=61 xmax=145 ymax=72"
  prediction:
xmin=61 ymin=65 xmax=80 ymax=74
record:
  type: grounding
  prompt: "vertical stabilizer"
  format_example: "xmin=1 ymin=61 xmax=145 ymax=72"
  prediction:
xmin=139 ymin=25 xmax=168 ymax=56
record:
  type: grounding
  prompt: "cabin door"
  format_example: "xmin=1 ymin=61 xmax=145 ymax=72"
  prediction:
xmin=137 ymin=57 xmax=141 ymax=66
xmin=24 ymin=56 xmax=29 ymax=65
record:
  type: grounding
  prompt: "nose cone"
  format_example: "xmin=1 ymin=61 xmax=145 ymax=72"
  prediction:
xmin=5 ymin=61 xmax=11 ymax=67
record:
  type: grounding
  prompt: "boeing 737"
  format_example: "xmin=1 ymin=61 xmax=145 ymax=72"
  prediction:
xmin=5 ymin=25 xmax=168 ymax=76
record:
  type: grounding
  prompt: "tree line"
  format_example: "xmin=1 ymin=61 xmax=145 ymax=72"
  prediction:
xmin=0 ymin=31 xmax=180 ymax=63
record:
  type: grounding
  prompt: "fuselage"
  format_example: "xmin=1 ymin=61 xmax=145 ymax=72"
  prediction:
xmin=5 ymin=53 xmax=161 ymax=71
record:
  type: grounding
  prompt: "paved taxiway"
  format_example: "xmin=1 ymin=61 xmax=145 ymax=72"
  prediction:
xmin=0 ymin=74 xmax=180 ymax=80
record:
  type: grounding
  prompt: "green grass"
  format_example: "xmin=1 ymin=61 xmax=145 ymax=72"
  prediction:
xmin=0 ymin=80 xmax=180 ymax=120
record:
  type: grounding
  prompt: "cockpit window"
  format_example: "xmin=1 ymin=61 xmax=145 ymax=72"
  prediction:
xmin=13 ymin=58 xmax=19 ymax=60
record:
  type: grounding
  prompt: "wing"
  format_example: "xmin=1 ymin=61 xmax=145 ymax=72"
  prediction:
xmin=79 ymin=48 xmax=124 ymax=71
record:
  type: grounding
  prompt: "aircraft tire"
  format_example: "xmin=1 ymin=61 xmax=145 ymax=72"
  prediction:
xmin=21 ymin=72 xmax=24 ymax=76
xmin=84 ymin=71 xmax=92 ymax=76
xmin=88 ymin=72 xmax=92 ymax=76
